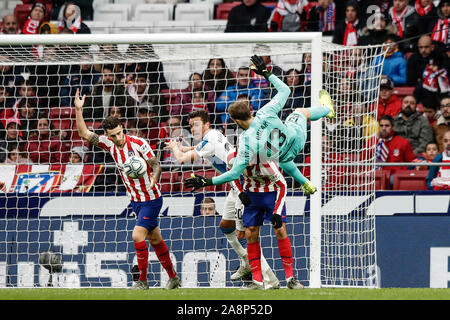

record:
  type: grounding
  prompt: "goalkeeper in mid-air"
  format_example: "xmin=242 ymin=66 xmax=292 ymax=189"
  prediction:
xmin=186 ymin=55 xmax=335 ymax=199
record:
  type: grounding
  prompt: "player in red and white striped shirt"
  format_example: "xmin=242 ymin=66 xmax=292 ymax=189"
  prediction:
xmin=74 ymin=89 xmax=180 ymax=290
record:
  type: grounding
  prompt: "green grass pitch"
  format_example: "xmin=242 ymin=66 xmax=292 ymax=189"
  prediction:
xmin=0 ymin=288 xmax=448 ymax=300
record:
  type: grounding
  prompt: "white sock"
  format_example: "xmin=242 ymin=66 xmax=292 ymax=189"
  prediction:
xmin=261 ymin=253 xmax=278 ymax=283
xmin=225 ymin=230 xmax=248 ymax=263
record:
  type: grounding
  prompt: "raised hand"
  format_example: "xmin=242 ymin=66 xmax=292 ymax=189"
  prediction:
xmin=74 ymin=88 xmax=86 ymax=112
xmin=250 ymin=55 xmax=271 ymax=79
xmin=184 ymin=173 xmax=213 ymax=191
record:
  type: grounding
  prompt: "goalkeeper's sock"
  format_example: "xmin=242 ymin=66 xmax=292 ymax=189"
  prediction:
xmin=277 ymin=236 xmax=294 ymax=279
xmin=222 ymin=228 xmax=248 ymax=261
xmin=153 ymin=239 xmax=177 ymax=279
xmin=247 ymin=242 xmax=263 ymax=283
xmin=134 ymin=241 xmax=148 ymax=282
xmin=307 ymin=105 xmax=331 ymax=121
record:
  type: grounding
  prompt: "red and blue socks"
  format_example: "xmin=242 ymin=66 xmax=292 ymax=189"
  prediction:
xmin=134 ymin=240 xmax=148 ymax=281
xmin=277 ymin=236 xmax=294 ymax=279
xmin=153 ymin=239 xmax=177 ymax=279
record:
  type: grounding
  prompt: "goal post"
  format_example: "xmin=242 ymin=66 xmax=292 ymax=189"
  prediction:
xmin=0 ymin=33 xmax=384 ymax=288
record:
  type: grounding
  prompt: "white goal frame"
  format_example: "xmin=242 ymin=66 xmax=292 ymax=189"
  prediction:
xmin=1 ymin=32 xmax=376 ymax=289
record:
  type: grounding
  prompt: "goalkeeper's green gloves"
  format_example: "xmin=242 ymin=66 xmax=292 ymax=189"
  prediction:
xmin=302 ymin=180 xmax=317 ymax=196
xmin=184 ymin=173 xmax=213 ymax=191
xmin=250 ymin=55 xmax=272 ymax=80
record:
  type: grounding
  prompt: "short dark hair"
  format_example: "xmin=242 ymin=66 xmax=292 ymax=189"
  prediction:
xmin=229 ymin=101 xmax=252 ymax=121
xmin=188 ymin=109 xmax=210 ymax=124
xmin=379 ymin=114 xmax=394 ymax=125
xmin=102 ymin=116 xmax=122 ymax=132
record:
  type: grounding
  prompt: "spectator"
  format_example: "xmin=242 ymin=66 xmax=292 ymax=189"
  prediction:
xmin=0 ymin=57 xmax=26 ymax=98
xmin=136 ymin=102 xmax=166 ymax=153
xmin=433 ymin=95 xmax=450 ymax=151
xmin=415 ymin=141 xmax=440 ymax=170
xmin=306 ymin=0 xmax=337 ymax=36
xmin=414 ymin=0 xmax=438 ymax=36
xmin=376 ymin=114 xmax=416 ymax=175
xmin=53 ymin=0 xmax=93 ymax=27
xmin=4 ymin=144 xmax=31 ymax=164
xmin=201 ymin=58 xmax=236 ymax=101
xmin=125 ymin=72 xmax=167 ymax=121
xmin=332 ymin=1 xmax=363 ymax=46
xmin=268 ymin=0 xmax=308 ymax=32
xmin=426 ymin=129 xmax=450 ymax=189
xmin=377 ymin=76 xmax=402 ymax=121
xmin=394 ymin=95 xmax=434 ymax=155
xmin=423 ymin=103 xmax=440 ymax=127
xmin=358 ymin=11 xmax=397 ymax=46
xmin=200 ymin=197 xmax=218 ymax=216
xmin=216 ymin=66 xmax=266 ymax=124
xmin=388 ymin=0 xmax=420 ymax=52
xmin=108 ymin=106 xmax=126 ymax=122
xmin=381 ymin=34 xmax=407 ymax=86
xmin=224 ymin=0 xmax=271 ymax=33
xmin=430 ymin=0 xmax=450 ymax=52
xmin=0 ymin=117 xmax=23 ymax=163
xmin=119 ymin=44 xmax=169 ymax=93
xmin=83 ymin=64 xmax=126 ymax=121
xmin=25 ymin=114 xmax=69 ymax=163
xmin=69 ymin=146 xmax=88 ymax=164
xmin=277 ymin=68 xmax=308 ymax=119
xmin=171 ymin=73 xmax=215 ymax=117
xmin=407 ymin=35 xmax=450 ymax=103
xmin=1 ymin=14 xmax=19 ymax=34
xmin=60 ymin=55 xmax=101 ymax=107
xmin=22 ymin=2 xmax=48 ymax=35
xmin=16 ymin=98 xmax=38 ymax=140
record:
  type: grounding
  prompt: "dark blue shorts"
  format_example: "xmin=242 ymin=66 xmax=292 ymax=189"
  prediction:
xmin=131 ymin=197 xmax=163 ymax=232
xmin=242 ymin=191 xmax=287 ymax=227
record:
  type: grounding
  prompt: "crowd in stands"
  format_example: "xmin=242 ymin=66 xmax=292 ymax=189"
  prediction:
xmin=0 ymin=0 xmax=449 ymax=191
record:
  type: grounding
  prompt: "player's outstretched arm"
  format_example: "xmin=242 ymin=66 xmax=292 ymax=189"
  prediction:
xmin=279 ymin=161 xmax=317 ymax=196
xmin=74 ymin=89 xmax=99 ymax=146
xmin=250 ymin=55 xmax=290 ymax=116
xmin=164 ymin=140 xmax=198 ymax=164
xmin=146 ymin=156 xmax=162 ymax=189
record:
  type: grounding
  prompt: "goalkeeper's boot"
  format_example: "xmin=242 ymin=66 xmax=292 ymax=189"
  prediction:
xmin=319 ymin=89 xmax=335 ymax=120
xmin=130 ymin=280 xmax=149 ymax=290
xmin=230 ymin=257 xmax=252 ymax=281
xmin=166 ymin=275 xmax=181 ymax=290
xmin=286 ymin=277 xmax=304 ymax=290
xmin=240 ymin=280 xmax=264 ymax=290
xmin=302 ymin=181 xmax=317 ymax=196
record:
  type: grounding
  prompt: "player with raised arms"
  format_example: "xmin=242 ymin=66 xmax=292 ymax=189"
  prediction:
xmin=185 ymin=55 xmax=335 ymax=289
xmin=74 ymin=89 xmax=181 ymax=290
xmin=165 ymin=109 xmax=280 ymax=289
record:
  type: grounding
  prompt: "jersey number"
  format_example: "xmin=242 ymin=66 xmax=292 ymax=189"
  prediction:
xmin=265 ymin=128 xmax=286 ymax=158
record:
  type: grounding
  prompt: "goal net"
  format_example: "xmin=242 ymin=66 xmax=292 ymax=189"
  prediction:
xmin=0 ymin=33 xmax=384 ymax=288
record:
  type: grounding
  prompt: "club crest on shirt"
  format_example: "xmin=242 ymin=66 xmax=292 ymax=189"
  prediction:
xmin=393 ymin=149 xmax=399 ymax=157
xmin=128 ymin=150 xmax=135 ymax=157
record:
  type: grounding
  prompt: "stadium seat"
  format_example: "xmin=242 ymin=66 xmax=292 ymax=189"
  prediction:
xmin=174 ymin=3 xmax=214 ymax=21
xmin=84 ymin=21 xmax=113 ymax=33
xmin=113 ymin=21 xmax=153 ymax=34
xmin=193 ymin=20 xmax=227 ymax=33
xmin=181 ymin=170 xmax=222 ymax=192
xmin=392 ymin=170 xmax=429 ymax=190
xmin=93 ymin=4 xmax=131 ymax=21
xmin=393 ymin=87 xmax=414 ymax=98
xmin=375 ymin=170 xmax=390 ymax=190
xmin=133 ymin=4 xmax=173 ymax=21
xmin=159 ymin=171 xmax=181 ymax=192
xmin=152 ymin=20 xmax=194 ymax=33
xmin=215 ymin=2 xmax=240 ymax=20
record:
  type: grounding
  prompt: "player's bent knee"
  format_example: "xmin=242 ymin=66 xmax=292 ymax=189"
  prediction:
xmin=294 ymin=108 xmax=311 ymax=120
xmin=132 ymin=226 xmax=149 ymax=243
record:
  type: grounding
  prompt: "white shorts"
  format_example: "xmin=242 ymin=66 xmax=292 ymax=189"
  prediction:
xmin=223 ymin=188 xmax=245 ymax=231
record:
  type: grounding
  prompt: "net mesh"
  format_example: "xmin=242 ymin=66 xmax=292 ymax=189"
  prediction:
xmin=0 ymin=38 xmax=384 ymax=288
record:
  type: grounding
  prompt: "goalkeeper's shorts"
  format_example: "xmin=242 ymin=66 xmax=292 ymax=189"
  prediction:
xmin=132 ymin=197 xmax=163 ymax=232
xmin=282 ymin=111 xmax=308 ymax=163
xmin=242 ymin=191 xmax=286 ymax=227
